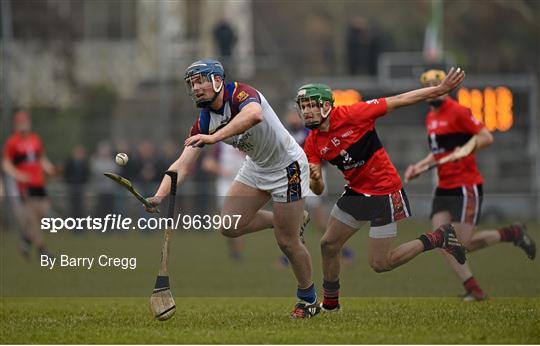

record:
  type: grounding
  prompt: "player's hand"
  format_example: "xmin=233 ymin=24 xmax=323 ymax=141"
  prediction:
xmin=438 ymin=67 xmax=465 ymax=94
xmin=404 ymin=164 xmax=420 ymax=182
xmin=404 ymin=163 xmax=429 ymax=182
xmin=309 ymin=163 xmax=321 ymax=181
xmin=145 ymin=195 xmax=163 ymax=213
xmin=16 ymin=172 xmax=31 ymax=183
xmin=184 ymin=134 xmax=218 ymax=147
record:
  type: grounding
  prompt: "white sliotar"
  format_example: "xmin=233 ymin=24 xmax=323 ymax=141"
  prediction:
xmin=115 ymin=153 xmax=129 ymax=166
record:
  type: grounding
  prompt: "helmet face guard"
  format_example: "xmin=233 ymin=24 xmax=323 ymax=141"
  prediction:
xmin=295 ymin=84 xmax=334 ymax=129
xmin=420 ymin=69 xmax=447 ymax=107
xmin=184 ymin=59 xmax=225 ymax=108
xmin=420 ymin=69 xmax=446 ymax=87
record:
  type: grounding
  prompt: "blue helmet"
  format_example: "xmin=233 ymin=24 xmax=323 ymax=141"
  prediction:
xmin=184 ymin=59 xmax=225 ymax=80
xmin=184 ymin=59 xmax=225 ymax=108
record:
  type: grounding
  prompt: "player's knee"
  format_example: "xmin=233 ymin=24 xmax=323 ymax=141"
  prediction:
xmin=220 ymin=227 xmax=241 ymax=238
xmin=320 ymin=237 xmax=341 ymax=256
xmin=370 ymin=260 xmax=390 ymax=273
xmin=276 ymin=237 xmax=296 ymax=257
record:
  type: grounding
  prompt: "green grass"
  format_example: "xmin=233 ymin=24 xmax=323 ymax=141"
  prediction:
xmin=1 ymin=297 xmax=539 ymax=344
xmin=0 ymin=221 xmax=539 ymax=343
xmin=1 ymin=220 xmax=539 ymax=298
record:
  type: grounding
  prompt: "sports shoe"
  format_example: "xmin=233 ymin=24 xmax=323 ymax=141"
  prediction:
xmin=319 ymin=302 xmax=341 ymax=312
xmin=299 ymin=210 xmax=310 ymax=244
xmin=440 ymin=224 xmax=467 ymax=265
xmin=460 ymin=290 xmax=487 ymax=302
xmin=290 ymin=300 xmax=320 ymax=319
xmin=512 ymin=223 xmax=536 ymax=260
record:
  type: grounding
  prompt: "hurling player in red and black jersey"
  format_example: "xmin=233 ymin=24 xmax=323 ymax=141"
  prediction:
xmin=297 ymin=67 xmax=468 ymax=312
xmin=2 ymin=110 xmax=56 ymax=259
xmin=405 ymin=70 xmax=536 ymax=301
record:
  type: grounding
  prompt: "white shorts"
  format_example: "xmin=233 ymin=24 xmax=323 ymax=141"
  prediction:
xmin=216 ymin=178 xmax=234 ymax=208
xmin=235 ymin=158 xmax=310 ymax=203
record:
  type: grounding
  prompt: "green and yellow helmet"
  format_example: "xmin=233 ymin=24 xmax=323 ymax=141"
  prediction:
xmin=295 ymin=83 xmax=334 ymax=129
xmin=420 ymin=69 xmax=446 ymax=86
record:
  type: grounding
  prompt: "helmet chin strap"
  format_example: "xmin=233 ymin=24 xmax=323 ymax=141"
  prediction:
xmin=211 ymin=74 xmax=223 ymax=93
xmin=320 ymin=105 xmax=331 ymax=119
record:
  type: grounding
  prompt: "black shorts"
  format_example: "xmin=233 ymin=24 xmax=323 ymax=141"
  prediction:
xmin=20 ymin=186 xmax=47 ymax=201
xmin=430 ymin=184 xmax=483 ymax=225
xmin=335 ymin=187 xmax=412 ymax=227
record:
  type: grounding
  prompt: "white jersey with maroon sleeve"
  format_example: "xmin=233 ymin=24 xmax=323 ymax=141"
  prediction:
xmin=189 ymin=82 xmax=305 ymax=172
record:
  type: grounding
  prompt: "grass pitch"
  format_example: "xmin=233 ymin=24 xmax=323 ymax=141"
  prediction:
xmin=1 ymin=297 xmax=539 ymax=344
xmin=1 ymin=221 xmax=539 ymax=343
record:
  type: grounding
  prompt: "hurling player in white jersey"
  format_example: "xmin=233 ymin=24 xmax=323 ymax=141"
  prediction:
xmin=146 ymin=59 xmax=320 ymax=318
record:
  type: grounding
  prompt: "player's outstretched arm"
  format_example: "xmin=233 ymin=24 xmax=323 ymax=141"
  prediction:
xmin=385 ymin=67 xmax=465 ymax=113
xmin=184 ymin=103 xmax=263 ymax=147
xmin=146 ymin=145 xmax=201 ymax=212
xmin=309 ymin=163 xmax=325 ymax=195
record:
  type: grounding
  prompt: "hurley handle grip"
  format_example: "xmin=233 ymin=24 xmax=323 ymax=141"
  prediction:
xmin=165 ymin=171 xmax=178 ymax=218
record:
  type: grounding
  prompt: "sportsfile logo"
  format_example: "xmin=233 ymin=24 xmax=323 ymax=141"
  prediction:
xmin=41 ymin=214 xmax=242 ymax=233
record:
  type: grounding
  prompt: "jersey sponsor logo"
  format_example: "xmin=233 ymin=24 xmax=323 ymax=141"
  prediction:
xmin=428 ymin=120 xmax=449 ymax=130
xmin=340 ymin=150 xmax=353 ymax=164
xmin=320 ymin=146 xmax=330 ymax=155
xmin=428 ymin=132 xmax=472 ymax=153
xmin=366 ymin=99 xmax=379 ymax=104
xmin=341 ymin=130 xmax=354 ymax=138
xmin=329 ymin=130 xmax=382 ymax=171
xmin=237 ymin=91 xmax=249 ymax=102
xmin=429 ymin=133 xmax=443 ymax=153
xmin=339 ymin=149 xmax=365 ymax=170
xmin=232 ymin=132 xmax=254 ymax=152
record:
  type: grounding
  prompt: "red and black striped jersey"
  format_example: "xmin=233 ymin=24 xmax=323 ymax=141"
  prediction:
xmin=303 ymin=98 xmax=402 ymax=195
xmin=3 ymin=132 xmax=45 ymax=190
xmin=426 ymin=97 xmax=484 ymax=189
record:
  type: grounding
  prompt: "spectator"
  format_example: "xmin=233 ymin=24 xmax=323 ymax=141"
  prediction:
xmin=346 ymin=16 xmax=380 ymax=76
xmin=213 ymin=19 xmax=237 ymax=59
xmin=63 ymin=145 xmax=90 ymax=218
xmin=90 ymin=141 xmax=117 ymax=217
